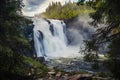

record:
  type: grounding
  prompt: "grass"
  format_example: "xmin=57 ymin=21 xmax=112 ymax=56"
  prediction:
xmin=23 ymin=56 xmax=49 ymax=78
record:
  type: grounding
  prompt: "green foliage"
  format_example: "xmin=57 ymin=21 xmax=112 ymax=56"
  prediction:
xmin=24 ymin=56 xmax=49 ymax=74
xmin=84 ymin=54 xmax=98 ymax=62
xmin=0 ymin=47 xmax=24 ymax=74
xmin=92 ymin=62 xmax=99 ymax=70
xmin=39 ymin=2 xmax=93 ymax=19
xmin=104 ymin=36 xmax=120 ymax=79
xmin=92 ymin=72 xmax=112 ymax=80
xmin=0 ymin=52 xmax=49 ymax=79
xmin=83 ymin=40 xmax=99 ymax=62
xmin=0 ymin=0 xmax=49 ymax=80
xmin=83 ymin=0 xmax=120 ymax=79
xmin=0 ymin=0 xmax=28 ymax=73
xmin=23 ymin=56 xmax=49 ymax=79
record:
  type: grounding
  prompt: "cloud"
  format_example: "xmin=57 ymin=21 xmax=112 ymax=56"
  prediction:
xmin=22 ymin=0 xmax=77 ymax=16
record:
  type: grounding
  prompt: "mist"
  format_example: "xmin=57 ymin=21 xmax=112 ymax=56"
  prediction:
xmin=65 ymin=15 xmax=95 ymax=46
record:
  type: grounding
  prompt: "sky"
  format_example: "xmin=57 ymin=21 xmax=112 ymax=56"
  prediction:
xmin=22 ymin=0 xmax=78 ymax=16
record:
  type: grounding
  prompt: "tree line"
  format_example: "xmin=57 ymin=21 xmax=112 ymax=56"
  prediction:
xmin=37 ymin=1 xmax=93 ymax=19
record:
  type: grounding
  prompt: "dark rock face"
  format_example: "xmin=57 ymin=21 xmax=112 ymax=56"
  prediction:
xmin=38 ymin=30 xmax=44 ymax=41
xmin=44 ymin=18 xmax=54 ymax=36
xmin=36 ymin=57 xmax=45 ymax=63
xmin=24 ymin=24 xmax=34 ymax=41
xmin=37 ymin=30 xmax=46 ymax=57
xmin=44 ymin=18 xmax=51 ymax=24
xmin=49 ymin=24 xmax=54 ymax=36
xmin=23 ymin=24 xmax=36 ymax=57
xmin=61 ymin=21 xmax=66 ymax=34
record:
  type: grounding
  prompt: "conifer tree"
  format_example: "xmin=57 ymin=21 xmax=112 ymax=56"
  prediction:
xmin=0 ymin=0 xmax=32 ymax=76
xmin=82 ymin=0 xmax=120 ymax=79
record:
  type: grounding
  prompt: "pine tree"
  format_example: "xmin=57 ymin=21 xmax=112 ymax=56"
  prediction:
xmin=0 ymin=0 xmax=33 ymax=77
xmin=82 ymin=0 xmax=120 ymax=79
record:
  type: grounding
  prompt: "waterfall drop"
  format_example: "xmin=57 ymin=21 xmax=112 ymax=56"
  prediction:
xmin=33 ymin=18 xmax=75 ymax=58
xmin=32 ymin=17 xmax=95 ymax=59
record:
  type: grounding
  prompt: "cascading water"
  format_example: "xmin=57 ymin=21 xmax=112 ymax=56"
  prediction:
xmin=32 ymin=17 xmax=105 ymax=73
xmin=33 ymin=18 xmax=72 ymax=58
xmin=33 ymin=17 xmax=95 ymax=59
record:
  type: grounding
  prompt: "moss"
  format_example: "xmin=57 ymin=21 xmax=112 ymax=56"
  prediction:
xmin=23 ymin=56 xmax=49 ymax=78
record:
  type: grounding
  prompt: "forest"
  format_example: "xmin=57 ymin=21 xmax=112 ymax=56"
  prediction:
xmin=0 ymin=0 xmax=120 ymax=80
xmin=37 ymin=1 xmax=93 ymax=19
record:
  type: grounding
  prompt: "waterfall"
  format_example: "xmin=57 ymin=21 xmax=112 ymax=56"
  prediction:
xmin=32 ymin=17 xmax=96 ymax=59
xmin=31 ymin=15 xmax=109 ymax=60
xmin=33 ymin=18 xmax=68 ymax=58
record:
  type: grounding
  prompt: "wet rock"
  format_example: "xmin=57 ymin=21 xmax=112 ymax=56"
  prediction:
xmin=68 ymin=74 xmax=81 ymax=80
xmin=55 ymin=72 xmax=62 ymax=80
xmin=63 ymin=74 xmax=69 ymax=80
xmin=49 ymin=24 xmax=54 ymax=36
xmin=68 ymin=74 xmax=92 ymax=80
xmin=36 ymin=57 xmax=45 ymax=63
xmin=48 ymin=71 xmax=55 ymax=75
xmin=56 ymin=72 xmax=62 ymax=77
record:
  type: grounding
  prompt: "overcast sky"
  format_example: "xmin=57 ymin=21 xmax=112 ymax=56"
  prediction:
xmin=22 ymin=0 xmax=78 ymax=16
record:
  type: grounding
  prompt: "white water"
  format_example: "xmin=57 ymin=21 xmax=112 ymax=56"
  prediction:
xmin=33 ymin=18 xmax=82 ymax=58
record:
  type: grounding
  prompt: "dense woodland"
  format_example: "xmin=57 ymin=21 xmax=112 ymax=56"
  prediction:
xmin=0 ymin=0 xmax=48 ymax=80
xmin=0 ymin=0 xmax=120 ymax=80
xmin=37 ymin=2 xmax=93 ymax=19
xmin=82 ymin=0 xmax=120 ymax=79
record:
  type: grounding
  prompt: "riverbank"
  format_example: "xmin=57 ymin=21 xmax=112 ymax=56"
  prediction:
xmin=37 ymin=57 xmax=111 ymax=80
